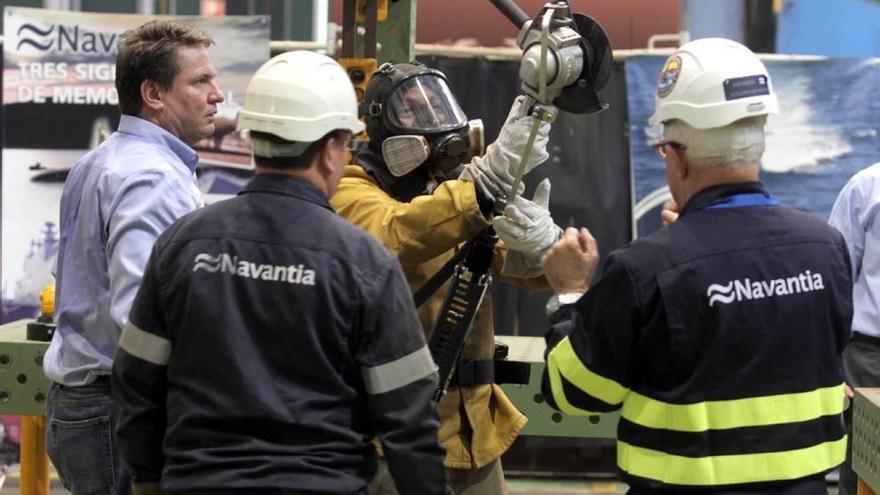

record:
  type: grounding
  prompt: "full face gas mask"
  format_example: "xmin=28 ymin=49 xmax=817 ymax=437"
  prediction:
xmin=364 ymin=62 xmax=484 ymax=177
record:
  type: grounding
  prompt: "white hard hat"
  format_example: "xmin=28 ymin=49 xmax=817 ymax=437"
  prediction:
xmin=648 ymin=38 xmax=778 ymax=129
xmin=236 ymin=50 xmax=365 ymax=143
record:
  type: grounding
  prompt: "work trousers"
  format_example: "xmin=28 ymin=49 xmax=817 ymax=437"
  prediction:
xmin=369 ymin=456 xmax=507 ymax=495
xmin=627 ymin=476 xmax=827 ymax=495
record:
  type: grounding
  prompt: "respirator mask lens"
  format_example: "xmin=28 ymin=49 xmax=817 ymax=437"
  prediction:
xmin=386 ymin=75 xmax=467 ymax=132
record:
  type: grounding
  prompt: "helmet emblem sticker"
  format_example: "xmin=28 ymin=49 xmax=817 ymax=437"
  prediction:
xmin=656 ymin=56 xmax=682 ymax=98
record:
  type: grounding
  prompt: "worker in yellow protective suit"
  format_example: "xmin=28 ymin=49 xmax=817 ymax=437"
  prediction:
xmin=331 ymin=61 xmax=561 ymax=495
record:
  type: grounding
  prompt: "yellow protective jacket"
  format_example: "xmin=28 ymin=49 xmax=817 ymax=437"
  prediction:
xmin=332 ymin=164 xmax=544 ymax=469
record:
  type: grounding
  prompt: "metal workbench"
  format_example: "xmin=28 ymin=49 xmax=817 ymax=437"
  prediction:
xmin=0 ymin=320 xmax=617 ymax=439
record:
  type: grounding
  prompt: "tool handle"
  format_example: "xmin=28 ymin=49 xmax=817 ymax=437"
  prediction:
xmin=503 ymin=101 xmax=556 ymax=210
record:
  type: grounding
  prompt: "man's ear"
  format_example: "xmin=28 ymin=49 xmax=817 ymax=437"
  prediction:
xmin=315 ymin=139 xmax=335 ymax=176
xmin=140 ymin=80 xmax=163 ymax=112
xmin=671 ymin=145 xmax=689 ymax=179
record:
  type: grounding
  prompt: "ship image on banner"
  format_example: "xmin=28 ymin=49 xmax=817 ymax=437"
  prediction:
xmin=2 ymin=7 xmax=270 ymax=322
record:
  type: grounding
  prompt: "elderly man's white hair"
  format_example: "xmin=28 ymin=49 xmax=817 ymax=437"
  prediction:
xmin=664 ymin=115 xmax=767 ymax=168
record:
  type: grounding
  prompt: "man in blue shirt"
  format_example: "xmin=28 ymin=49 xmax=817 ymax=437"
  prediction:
xmin=43 ymin=20 xmax=224 ymax=495
xmin=829 ymin=163 xmax=880 ymax=495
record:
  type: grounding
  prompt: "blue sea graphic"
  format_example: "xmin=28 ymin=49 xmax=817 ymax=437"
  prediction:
xmin=626 ymin=55 xmax=880 ymax=235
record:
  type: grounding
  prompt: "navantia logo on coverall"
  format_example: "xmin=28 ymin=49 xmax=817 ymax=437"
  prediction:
xmin=193 ymin=253 xmax=316 ymax=285
xmin=706 ymin=270 xmax=825 ymax=307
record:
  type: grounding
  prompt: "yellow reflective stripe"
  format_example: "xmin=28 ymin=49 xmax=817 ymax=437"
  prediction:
xmin=546 ymin=340 xmax=591 ymax=416
xmin=546 ymin=337 xmax=629 ymax=415
xmin=622 ymin=383 xmax=846 ymax=432
xmin=617 ymin=435 xmax=846 ymax=486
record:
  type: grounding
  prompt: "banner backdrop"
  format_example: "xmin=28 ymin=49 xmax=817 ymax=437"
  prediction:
xmin=626 ymin=54 xmax=880 ymax=235
xmin=2 ymin=7 xmax=269 ymax=321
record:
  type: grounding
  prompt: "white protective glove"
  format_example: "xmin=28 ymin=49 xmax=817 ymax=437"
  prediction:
xmin=460 ymin=95 xmax=552 ymax=202
xmin=494 ymin=178 xmax=563 ymax=278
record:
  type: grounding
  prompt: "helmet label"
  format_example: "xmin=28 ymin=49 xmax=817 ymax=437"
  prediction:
xmin=723 ymin=75 xmax=770 ymax=101
xmin=656 ymin=56 xmax=682 ymax=98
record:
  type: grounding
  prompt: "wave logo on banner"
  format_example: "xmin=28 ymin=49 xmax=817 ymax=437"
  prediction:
xmin=16 ymin=23 xmax=119 ymax=54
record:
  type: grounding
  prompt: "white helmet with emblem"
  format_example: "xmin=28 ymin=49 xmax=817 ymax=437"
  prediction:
xmin=648 ymin=38 xmax=778 ymax=129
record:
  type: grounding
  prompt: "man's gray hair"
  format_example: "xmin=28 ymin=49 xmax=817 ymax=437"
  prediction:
xmin=664 ymin=116 xmax=767 ymax=168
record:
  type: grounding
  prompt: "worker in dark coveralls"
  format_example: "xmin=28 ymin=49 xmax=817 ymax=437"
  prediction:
xmin=534 ymin=38 xmax=852 ymax=494
xmin=112 ymin=51 xmax=451 ymax=495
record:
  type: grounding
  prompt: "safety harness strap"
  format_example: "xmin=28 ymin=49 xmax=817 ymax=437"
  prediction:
xmin=413 ymin=246 xmax=469 ymax=307
xmin=428 ymin=227 xmax=497 ymax=401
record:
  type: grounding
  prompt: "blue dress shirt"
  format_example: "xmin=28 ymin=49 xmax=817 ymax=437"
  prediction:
xmin=44 ymin=115 xmax=204 ymax=386
xmin=829 ymin=162 xmax=880 ymax=339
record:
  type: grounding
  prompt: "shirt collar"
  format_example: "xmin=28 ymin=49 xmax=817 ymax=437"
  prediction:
xmin=238 ymin=173 xmax=333 ymax=211
xmin=116 ymin=115 xmax=200 ymax=172
xmin=680 ymin=181 xmax=771 ymax=216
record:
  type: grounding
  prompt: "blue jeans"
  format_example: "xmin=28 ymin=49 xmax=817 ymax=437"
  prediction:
xmin=45 ymin=380 xmax=132 ymax=495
